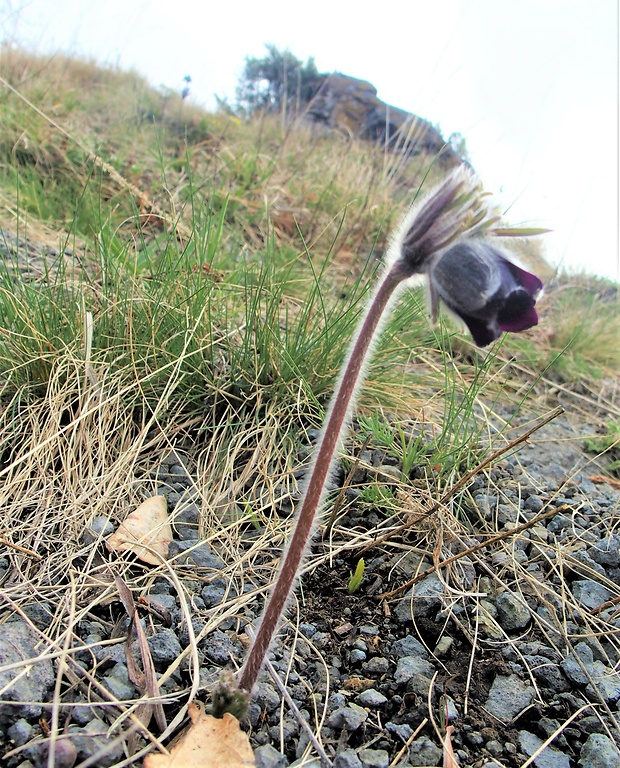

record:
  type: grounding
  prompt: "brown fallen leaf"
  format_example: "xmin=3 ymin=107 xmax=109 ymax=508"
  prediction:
xmin=588 ymin=474 xmax=620 ymax=490
xmin=107 ymin=496 xmax=171 ymax=565
xmin=143 ymin=703 xmax=255 ymax=767
xmin=342 ymin=677 xmax=376 ymax=692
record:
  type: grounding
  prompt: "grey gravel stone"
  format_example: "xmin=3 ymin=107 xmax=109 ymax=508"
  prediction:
xmin=585 ymin=661 xmax=620 ymax=704
xmin=588 ymin=535 xmax=620 ymax=567
xmin=407 ymin=573 xmax=445 ymax=619
xmin=22 ymin=602 xmax=54 ymax=630
xmin=7 ymin=717 xmax=33 ymax=746
xmin=349 ymin=649 xmax=367 ymax=663
xmin=147 ymin=630 xmax=182 ymax=666
xmin=495 ymin=592 xmax=531 ymax=630
xmin=334 ymin=748 xmax=362 ymax=768
xmin=203 ymin=629 xmax=237 ymax=665
xmin=579 ymin=733 xmax=620 ymax=768
xmin=523 ymin=655 xmax=571 ymax=692
xmin=82 ymin=515 xmax=115 ymax=545
xmin=327 ymin=703 xmax=368 ymax=731
xmin=0 ymin=620 xmax=55 ymax=725
xmin=394 ymin=655 xmax=435 ymax=688
xmin=358 ymin=748 xmax=389 ymax=768
xmin=356 ymin=688 xmax=387 ymax=707
xmin=518 ymin=730 xmax=570 ymax=768
xmin=68 ymin=719 xmax=126 ymax=767
xmin=561 ymin=642 xmax=594 ymax=685
xmin=572 ymin=579 xmax=612 ymax=610
xmin=201 ymin=578 xmax=230 ymax=607
xmin=254 ymin=682 xmax=281 ymax=713
xmin=484 ymin=674 xmax=535 ymax=722
xmin=385 ymin=721 xmax=414 ymax=741
xmin=408 ymin=735 xmax=442 ymax=767
xmin=486 ymin=740 xmax=503 ymax=756
xmin=525 ymin=495 xmax=544 ymax=513
xmin=167 ymin=540 xmax=225 ymax=569
xmin=362 ymin=656 xmax=389 ymax=676
xmin=390 ymin=634 xmax=429 ymax=659
xmin=255 ymin=743 xmax=289 ymax=768
xmin=102 ymin=664 xmax=136 ymax=701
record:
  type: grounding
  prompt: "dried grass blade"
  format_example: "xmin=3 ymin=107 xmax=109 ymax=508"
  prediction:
xmin=115 ymin=575 xmax=167 ymax=732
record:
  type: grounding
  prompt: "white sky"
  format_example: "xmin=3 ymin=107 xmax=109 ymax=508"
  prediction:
xmin=2 ymin=0 xmax=619 ymax=280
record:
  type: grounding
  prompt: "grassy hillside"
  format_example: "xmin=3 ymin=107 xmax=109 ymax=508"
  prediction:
xmin=0 ymin=46 xmax=618 ymax=483
xmin=0 ymin=45 xmax=620 ymax=766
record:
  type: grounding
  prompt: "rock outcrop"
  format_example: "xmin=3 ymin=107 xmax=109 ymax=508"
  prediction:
xmin=306 ymin=72 xmax=459 ymax=165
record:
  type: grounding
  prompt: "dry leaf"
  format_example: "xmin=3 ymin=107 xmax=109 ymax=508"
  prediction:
xmin=144 ymin=703 xmax=255 ymax=767
xmin=443 ymin=725 xmax=458 ymax=768
xmin=588 ymin=474 xmax=620 ymax=490
xmin=107 ymin=496 xmax=171 ymax=565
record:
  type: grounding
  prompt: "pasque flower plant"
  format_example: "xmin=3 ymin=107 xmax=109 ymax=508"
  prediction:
xmin=215 ymin=168 xmax=544 ymax=713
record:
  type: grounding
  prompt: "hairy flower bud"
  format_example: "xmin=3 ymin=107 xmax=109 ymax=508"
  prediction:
xmin=389 ymin=167 xmax=499 ymax=275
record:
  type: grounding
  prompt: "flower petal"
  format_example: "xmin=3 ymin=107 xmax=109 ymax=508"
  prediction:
xmin=457 ymin=314 xmax=502 ymax=347
xmin=429 ymin=240 xmax=543 ymax=346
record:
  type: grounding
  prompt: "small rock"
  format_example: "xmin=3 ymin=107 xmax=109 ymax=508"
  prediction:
xmin=22 ymin=602 xmax=54 ymax=629
xmin=484 ymin=674 xmax=534 ymax=722
xmin=572 ymin=580 xmax=612 ymax=610
xmin=495 ymin=592 xmax=531 ymax=631
xmin=7 ymin=718 xmax=33 ymax=746
xmin=523 ymin=655 xmax=570 ymax=692
xmin=518 ymin=730 xmax=570 ymax=768
xmin=434 ymin=636 xmax=453 ymax=656
xmin=561 ymin=643 xmax=594 ymax=685
xmin=334 ymin=748 xmax=362 ymax=768
xmin=201 ymin=578 xmax=231 ymax=607
xmin=254 ymin=682 xmax=281 ymax=713
xmin=254 ymin=743 xmax=288 ymax=768
xmin=167 ymin=540 xmax=225 ymax=569
xmin=585 ymin=661 xmax=620 ymax=704
xmin=0 ymin=620 xmax=55 ymax=725
xmin=358 ymin=748 xmax=389 ymax=768
xmin=408 ymin=736 xmax=442 ymax=767
xmin=356 ymin=688 xmax=387 ymax=707
xmin=82 ymin=515 xmax=115 ymax=545
xmin=385 ymin=722 xmax=414 ymax=741
xmin=68 ymin=719 xmax=126 ymax=767
xmin=525 ymin=495 xmax=544 ymax=513
xmin=147 ymin=630 xmax=182 ymax=666
xmin=486 ymin=740 xmax=503 ymax=756
xmin=410 ymin=573 xmax=445 ymax=618
xmin=390 ymin=634 xmax=429 ymax=659
xmin=588 ymin=535 xmax=620 ymax=568
xmin=394 ymin=656 xmax=435 ymax=688
xmin=203 ymin=629 xmax=238 ymax=665
xmin=579 ymin=733 xmax=620 ymax=768
xmin=299 ymin=623 xmax=316 ymax=638
xmin=102 ymin=664 xmax=136 ymax=701
xmin=362 ymin=656 xmax=389 ymax=676
xmin=327 ymin=704 xmax=368 ymax=731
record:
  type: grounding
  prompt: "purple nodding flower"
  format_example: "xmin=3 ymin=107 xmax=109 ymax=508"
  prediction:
xmin=428 ymin=240 xmax=543 ymax=347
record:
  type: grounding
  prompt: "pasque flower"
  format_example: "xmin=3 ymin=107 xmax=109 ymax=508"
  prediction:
xmin=218 ymin=168 xmax=544 ymax=713
xmin=428 ymin=239 xmax=543 ymax=347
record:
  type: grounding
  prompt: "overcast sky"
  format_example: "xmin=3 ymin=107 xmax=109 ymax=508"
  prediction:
xmin=2 ymin=0 xmax=618 ymax=280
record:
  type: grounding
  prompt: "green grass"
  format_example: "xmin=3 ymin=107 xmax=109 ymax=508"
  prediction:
xmin=0 ymin=46 xmax=617 ymax=523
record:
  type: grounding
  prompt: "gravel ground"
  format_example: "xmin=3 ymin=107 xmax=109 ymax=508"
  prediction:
xmin=1 ymin=233 xmax=619 ymax=767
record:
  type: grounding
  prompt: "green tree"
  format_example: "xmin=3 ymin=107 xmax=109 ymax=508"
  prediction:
xmin=235 ymin=44 xmax=322 ymax=115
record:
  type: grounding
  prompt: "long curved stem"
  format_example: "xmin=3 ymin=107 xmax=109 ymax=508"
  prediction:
xmin=238 ymin=259 xmax=409 ymax=694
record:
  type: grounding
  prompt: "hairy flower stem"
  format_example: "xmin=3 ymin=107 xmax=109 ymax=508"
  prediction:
xmin=237 ymin=259 xmax=411 ymax=695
